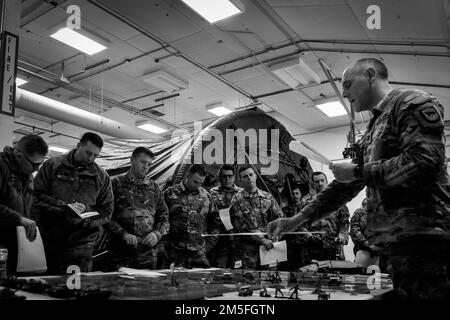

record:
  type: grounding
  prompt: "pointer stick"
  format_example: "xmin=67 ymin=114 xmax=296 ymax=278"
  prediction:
xmin=201 ymin=231 xmax=326 ymax=237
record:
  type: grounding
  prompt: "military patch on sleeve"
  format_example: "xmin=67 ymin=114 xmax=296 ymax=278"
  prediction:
xmin=412 ymin=103 xmax=443 ymax=129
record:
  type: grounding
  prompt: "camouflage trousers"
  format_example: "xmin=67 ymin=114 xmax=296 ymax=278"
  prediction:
xmin=385 ymin=238 xmax=450 ymax=300
xmin=167 ymin=246 xmax=210 ymax=269
xmin=283 ymin=237 xmax=309 ymax=271
xmin=109 ymin=244 xmax=158 ymax=270
xmin=302 ymin=239 xmax=337 ymax=263
xmin=207 ymin=237 xmax=234 ymax=268
xmin=232 ymin=242 xmax=262 ymax=270
xmin=46 ymin=242 xmax=94 ymax=275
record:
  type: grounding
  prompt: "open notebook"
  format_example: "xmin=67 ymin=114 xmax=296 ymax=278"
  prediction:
xmin=66 ymin=203 xmax=99 ymax=219
xmin=16 ymin=226 xmax=47 ymax=273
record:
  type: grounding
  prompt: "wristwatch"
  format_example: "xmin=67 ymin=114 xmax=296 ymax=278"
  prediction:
xmin=353 ymin=163 xmax=363 ymax=179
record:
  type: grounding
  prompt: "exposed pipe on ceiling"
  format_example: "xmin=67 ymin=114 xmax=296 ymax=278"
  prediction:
xmin=18 ymin=66 xmax=188 ymax=132
xmin=20 ymin=0 xmax=67 ymax=28
xmin=14 ymin=121 xmax=80 ymax=140
xmin=15 ymin=88 xmax=157 ymax=140
xmin=253 ymin=79 xmax=450 ymax=100
xmin=38 ymin=45 xmax=170 ymax=95
xmin=86 ymin=0 xmax=256 ymax=102
xmin=219 ymin=48 xmax=450 ymax=76
xmin=208 ymin=39 xmax=450 ymax=70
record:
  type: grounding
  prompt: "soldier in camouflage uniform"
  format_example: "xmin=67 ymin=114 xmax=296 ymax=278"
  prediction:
xmin=350 ymin=198 xmax=387 ymax=272
xmin=208 ymin=165 xmax=243 ymax=268
xmin=163 ymin=164 xmax=222 ymax=268
xmin=34 ymin=132 xmax=114 ymax=274
xmin=281 ymin=184 xmax=310 ymax=270
xmin=311 ymin=172 xmax=350 ymax=260
xmin=105 ymin=147 xmax=169 ymax=270
xmin=349 ymin=198 xmax=370 ymax=255
xmin=268 ymin=58 xmax=450 ymax=300
xmin=229 ymin=166 xmax=285 ymax=270
xmin=0 ymin=135 xmax=48 ymax=274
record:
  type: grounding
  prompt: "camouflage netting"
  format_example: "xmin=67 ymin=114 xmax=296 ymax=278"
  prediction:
xmin=98 ymin=108 xmax=314 ymax=207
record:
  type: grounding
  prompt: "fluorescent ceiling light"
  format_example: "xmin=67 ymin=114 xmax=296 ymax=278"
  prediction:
xmin=142 ymin=70 xmax=188 ymax=93
xmin=16 ymin=78 xmax=28 ymax=87
xmin=50 ymin=27 xmax=106 ymax=55
xmin=270 ymin=57 xmax=321 ymax=89
xmin=137 ymin=122 xmax=168 ymax=134
xmin=206 ymin=102 xmax=232 ymax=116
xmin=182 ymin=0 xmax=244 ymax=23
xmin=208 ymin=106 xmax=232 ymax=116
xmin=49 ymin=145 xmax=70 ymax=153
xmin=316 ymin=101 xmax=347 ymax=117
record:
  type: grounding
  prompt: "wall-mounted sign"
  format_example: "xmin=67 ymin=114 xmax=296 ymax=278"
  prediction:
xmin=1 ymin=31 xmax=19 ymax=116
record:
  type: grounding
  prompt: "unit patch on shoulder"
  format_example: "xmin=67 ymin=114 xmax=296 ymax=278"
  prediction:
xmin=412 ymin=103 xmax=443 ymax=129
xmin=420 ymin=106 xmax=440 ymax=123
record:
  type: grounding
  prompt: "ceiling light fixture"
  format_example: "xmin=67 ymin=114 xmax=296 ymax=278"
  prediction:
xmin=49 ymin=145 xmax=70 ymax=154
xmin=16 ymin=78 xmax=28 ymax=87
xmin=142 ymin=70 xmax=188 ymax=93
xmin=182 ymin=0 xmax=244 ymax=23
xmin=269 ymin=57 xmax=321 ymax=89
xmin=50 ymin=27 xmax=107 ymax=55
xmin=136 ymin=121 xmax=168 ymax=134
xmin=316 ymin=100 xmax=347 ymax=117
xmin=206 ymin=102 xmax=232 ymax=116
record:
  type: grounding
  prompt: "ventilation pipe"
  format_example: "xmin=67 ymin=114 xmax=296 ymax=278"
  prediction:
xmin=15 ymin=89 xmax=157 ymax=140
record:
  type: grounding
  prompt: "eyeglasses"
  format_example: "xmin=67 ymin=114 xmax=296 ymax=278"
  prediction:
xmin=24 ymin=154 xmax=43 ymax=170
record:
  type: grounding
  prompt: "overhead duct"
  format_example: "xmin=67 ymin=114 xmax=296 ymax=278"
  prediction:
xmin=15 ymin=89 xmax=157 ymax=140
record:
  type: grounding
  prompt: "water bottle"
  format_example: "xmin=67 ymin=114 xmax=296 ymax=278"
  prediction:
xmin=0 ymin=247 xmax=7 ymax=279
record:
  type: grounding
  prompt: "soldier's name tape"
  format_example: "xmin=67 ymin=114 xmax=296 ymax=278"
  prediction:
xmin=201 ymin=231 xmax=326 ymax=237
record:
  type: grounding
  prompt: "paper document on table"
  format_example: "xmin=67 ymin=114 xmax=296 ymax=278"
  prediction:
xmin=259 ymin=240 xmax=288 ymax=266
xmin=219 ymin=208 xmax=233 ymax=231
xmin=118 ymin=267 xmax=167 ymax=278
xmin=289 ymin=141 xmax=332 ymax=166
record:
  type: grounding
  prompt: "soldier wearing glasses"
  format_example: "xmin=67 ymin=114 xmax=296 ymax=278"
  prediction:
xmin=0 ymin=134 xmax=48 ymax=274
xmin=208 ymin=165 xmax=243 ymax=268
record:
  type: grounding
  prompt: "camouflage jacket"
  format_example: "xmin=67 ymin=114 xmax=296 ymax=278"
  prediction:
xmin=107 ymin=172 xmax=169 ymax=240
xmin=301 ymin=193 xmax=349 ymax=244
xmin=282 ymin=202 xmax=303 ymax=218
xmin=230 ymin=188 xmax=285 ymax=246
xmin=164 ymin=182 xmax=221 ymax=251
xmin=350 ymin=208 xmax=369 ymax=253
xmin=34 ymin=149 xmax=114 ymax=245
xmin=282 ymin=203 xmax=309 ymax=244
xmin=209 ymin=185 xmax=243 ymax=210
xmin=302 ymin=89 xmax=450 ymax=245
xmin=0 ymin=147 xmax=34 ymax=229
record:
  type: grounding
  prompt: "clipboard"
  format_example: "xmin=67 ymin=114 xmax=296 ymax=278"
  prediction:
xmin=16 ymin=226 xmax=47 ymax=273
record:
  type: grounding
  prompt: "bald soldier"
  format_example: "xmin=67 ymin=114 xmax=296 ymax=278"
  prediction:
xmin=268 ymin=58 xmax=450 ymax=300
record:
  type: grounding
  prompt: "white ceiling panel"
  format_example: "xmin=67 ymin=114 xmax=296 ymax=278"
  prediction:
xmin=96 ymin=0 xmax=202 ymax=43
xmin=125 ymin=34 xmax=164 ymax=53
xmin=273 ymin=5 xmax=368 ymax=40
xmin=347 ymin=0 xmax=450 ymax=41
xmin=170 ymin=30 xmax=250 ymax=67
xmin=233 ymin=73 xmax=286 ymax=96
